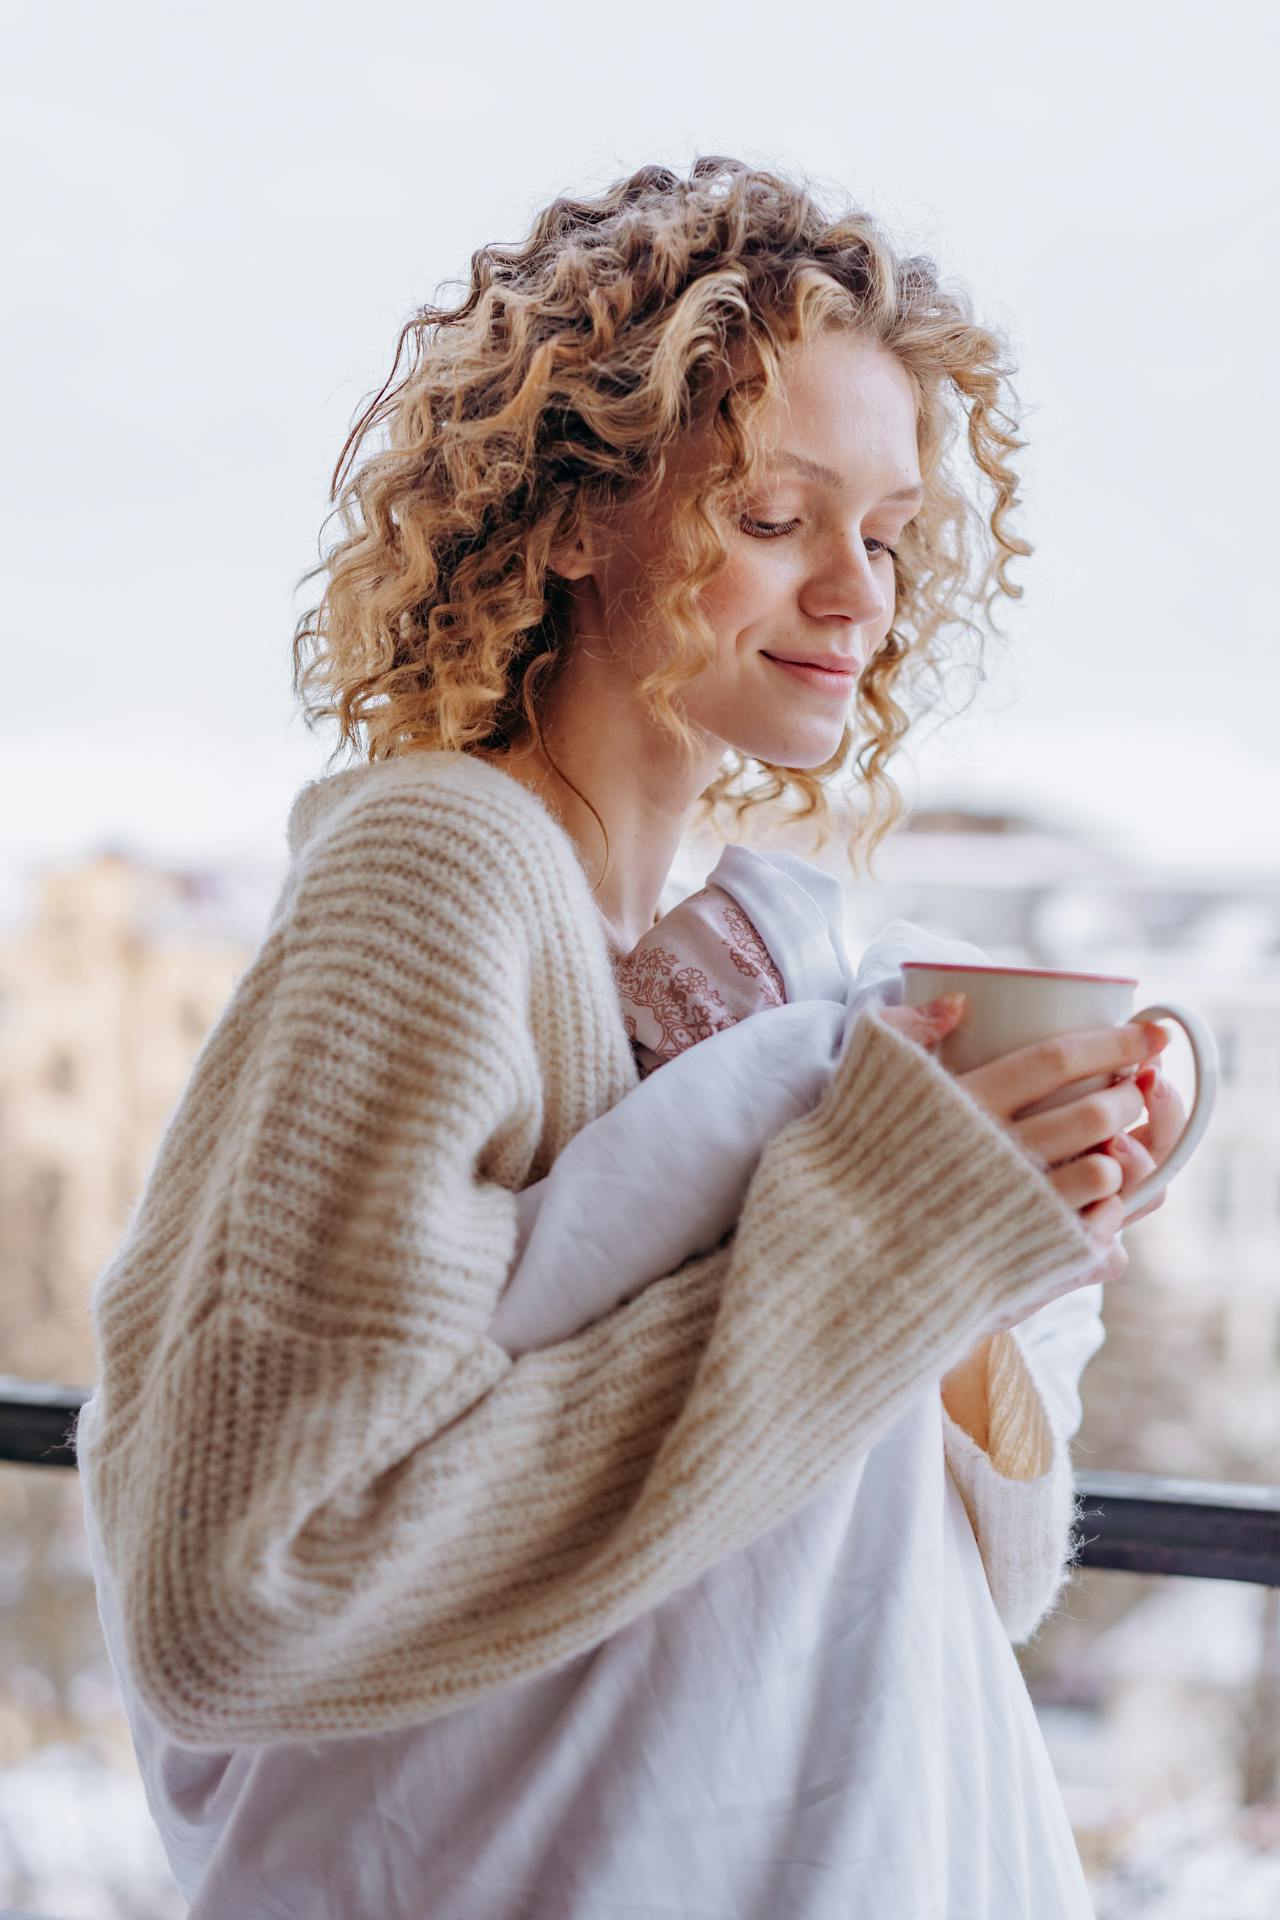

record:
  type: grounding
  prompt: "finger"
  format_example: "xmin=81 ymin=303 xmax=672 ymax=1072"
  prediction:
xmin=1129 ymin=1067 xmax=1187 ymax=1165
xmin=1019 ymin=1078 xmax=1148 ymax=1164
xmin=1077 ymin=1191 xmax=1126 ymax=1247
xmin=1081 ymin=1237 xmax=1129 ymax=1287
xmin=877 ymin=995 xmax=967 ymax=1049
xmin=1109 ymin=1130 xmax=1157 ymax=1185
xmin=1049 ymin=1147 xmax=1125 ymax=1213
xmin=1109 ymin=1129 xmax=1168 ymax=1226
xmin=956 ymin=1019 xmax=1169 ymax=1123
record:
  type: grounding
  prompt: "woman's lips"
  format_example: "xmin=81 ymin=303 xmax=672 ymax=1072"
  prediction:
xmin=762 ymin=653 xmax=858 ymax=695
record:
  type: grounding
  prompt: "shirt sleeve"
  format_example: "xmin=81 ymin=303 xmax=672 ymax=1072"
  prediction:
xmin=76 ymin=775 xmax=1104 ymax=1747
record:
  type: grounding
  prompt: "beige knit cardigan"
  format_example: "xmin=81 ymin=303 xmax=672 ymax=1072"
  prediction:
xmin=75 ymin=749 xmax=1101 ymax=1749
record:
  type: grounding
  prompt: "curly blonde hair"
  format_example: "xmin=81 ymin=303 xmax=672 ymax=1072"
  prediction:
xmin=291 ymin=154 xmax=1034 ymax=882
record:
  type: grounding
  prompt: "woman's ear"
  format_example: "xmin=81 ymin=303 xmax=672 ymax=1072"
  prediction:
xmin=547 ymin=500 xmax=613 ymax=581
xmin=547 ymin=534 xmax=596 ymax=582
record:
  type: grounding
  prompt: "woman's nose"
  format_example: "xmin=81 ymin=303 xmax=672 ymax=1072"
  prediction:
xmin=799 ymin=541 xmax=892 ymax=630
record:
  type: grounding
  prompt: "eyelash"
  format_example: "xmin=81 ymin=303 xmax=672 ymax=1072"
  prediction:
xmin=739 ymin=514 xmax=898 ymax=559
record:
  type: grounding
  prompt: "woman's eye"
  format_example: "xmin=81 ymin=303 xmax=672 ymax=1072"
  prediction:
xmin=739 ymin=514 xmax=800 ymax=538
xmin=738 ymin=513 xmax=898 ymax=560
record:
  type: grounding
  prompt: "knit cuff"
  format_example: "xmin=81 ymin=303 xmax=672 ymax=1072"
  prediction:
xmin=941 ymin=1327 xmax=1079 ymax=1645
xmin=795 ymin=1005 xmax=1100 ymax=1330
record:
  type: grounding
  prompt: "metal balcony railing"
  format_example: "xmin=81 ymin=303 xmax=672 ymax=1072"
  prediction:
xmin=3 ymin=1374 xmax=1280 ymax=1585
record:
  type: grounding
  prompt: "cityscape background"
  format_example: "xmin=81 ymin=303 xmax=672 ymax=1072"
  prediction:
xmin=3 ymin=0 xmax=1278 ymax=1913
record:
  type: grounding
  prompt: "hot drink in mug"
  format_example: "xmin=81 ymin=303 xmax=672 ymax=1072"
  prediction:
xmin=900 ymin=962 xmax=1219 ymax=1220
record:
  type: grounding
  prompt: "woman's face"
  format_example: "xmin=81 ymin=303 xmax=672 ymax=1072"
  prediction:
xmin=567 ymin=327 xmax=924 ymax=775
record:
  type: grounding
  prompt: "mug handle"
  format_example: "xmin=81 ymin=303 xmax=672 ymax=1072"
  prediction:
xmin=1117 ymin=1002 xmax=1220 ymax=1220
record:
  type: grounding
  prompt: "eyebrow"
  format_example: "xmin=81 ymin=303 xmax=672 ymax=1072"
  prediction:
xmin=771 ymin=449 xmax=925 ymax=504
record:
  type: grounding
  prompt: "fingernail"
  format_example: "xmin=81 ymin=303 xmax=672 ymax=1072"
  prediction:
xmin=1142 ymin=1022 xmax=1170 ymax=1049
xmin=933 ymin=992 xmax=967 ymax=1013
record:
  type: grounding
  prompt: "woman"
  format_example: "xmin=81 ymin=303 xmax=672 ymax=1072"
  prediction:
xmin=76 ymin=157 xmax=1182 ymax=1916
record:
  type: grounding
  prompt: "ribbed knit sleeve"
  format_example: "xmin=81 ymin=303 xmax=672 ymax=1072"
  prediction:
xmin=76 ymin=754 xmax=1105 ymax=1749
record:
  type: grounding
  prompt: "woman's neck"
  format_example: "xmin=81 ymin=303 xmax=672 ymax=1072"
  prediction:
xmin=471 ymin=736 xmax=705 ymax=955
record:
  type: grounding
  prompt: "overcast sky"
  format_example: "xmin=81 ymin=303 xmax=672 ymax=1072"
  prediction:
xmin=4 ymin=0 xmax=1276 ymax=882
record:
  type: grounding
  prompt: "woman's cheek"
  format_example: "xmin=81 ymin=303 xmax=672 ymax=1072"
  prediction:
xmin=708 ymin=549 xmax=789 ymax=630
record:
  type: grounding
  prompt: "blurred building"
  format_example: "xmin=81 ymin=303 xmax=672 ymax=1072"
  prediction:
xmin=0 ymin=852 xmax=274 ymax=1383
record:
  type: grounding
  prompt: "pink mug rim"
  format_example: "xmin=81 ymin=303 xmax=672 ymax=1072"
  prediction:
xmin=901 ymin=962 xmax=1139 ymax=986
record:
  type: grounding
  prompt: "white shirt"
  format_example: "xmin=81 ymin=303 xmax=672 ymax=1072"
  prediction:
xmin=78 ymin=858 xmax=1105 ymax=1917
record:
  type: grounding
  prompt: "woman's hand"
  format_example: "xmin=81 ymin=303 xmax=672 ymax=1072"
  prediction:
xmin=1105 ymin=1062 xmax=1187 ymax=1226
xmin=1080 ymin=1062 xmax=1187 ymax=1286
xmin=876 ymin=993 xmax=1182 ymax=1327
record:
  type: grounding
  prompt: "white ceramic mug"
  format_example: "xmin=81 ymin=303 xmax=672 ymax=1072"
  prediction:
xmin=900 ymin=961 xmax=1220 ymax=1221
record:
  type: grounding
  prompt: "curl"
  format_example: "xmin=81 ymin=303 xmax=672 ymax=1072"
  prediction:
xmin=291 ymin=156 xmax=1035 ymax=887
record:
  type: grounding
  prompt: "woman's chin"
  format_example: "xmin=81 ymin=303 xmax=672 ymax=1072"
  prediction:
xmin=735 ymin=724 xmax=850 ymax=772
